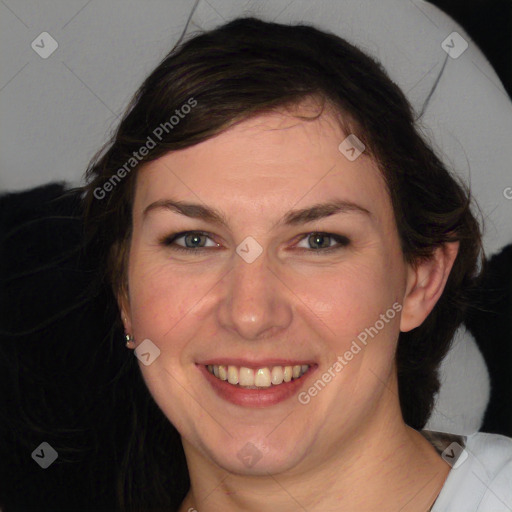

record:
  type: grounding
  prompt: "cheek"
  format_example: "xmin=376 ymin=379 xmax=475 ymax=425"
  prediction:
xmin=320 ymin=267 xmax=403 ymax=402
xmin=317 ymin=261 xmax=402 ymax=393
xmin=127 ymin=253 xmax=201 ymax=348
xmin=307 ymin=259 xmax=401 ymax=342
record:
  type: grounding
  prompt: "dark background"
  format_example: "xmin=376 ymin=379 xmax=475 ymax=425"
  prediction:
xmin=428 ymin=0 xmax=512 ymax=98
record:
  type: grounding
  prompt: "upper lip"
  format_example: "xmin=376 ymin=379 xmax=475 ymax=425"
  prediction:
xmin=197 ymin=358 xmax=316 ymax=369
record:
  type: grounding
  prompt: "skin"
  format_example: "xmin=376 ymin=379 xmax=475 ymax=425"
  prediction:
xmin=119 ymin=102 xmax=458 ymax=511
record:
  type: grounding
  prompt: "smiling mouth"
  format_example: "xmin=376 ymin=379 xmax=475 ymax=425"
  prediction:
xmin=206 ymin=364 xmax=310 ymax=389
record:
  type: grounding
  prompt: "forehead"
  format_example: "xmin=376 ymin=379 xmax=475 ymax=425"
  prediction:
xmin=133 ymin=108 xmax=392 ymax=228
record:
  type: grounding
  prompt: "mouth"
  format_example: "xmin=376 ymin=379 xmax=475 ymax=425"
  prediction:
xmin=197 ymin=361 xmax=317 ymax=407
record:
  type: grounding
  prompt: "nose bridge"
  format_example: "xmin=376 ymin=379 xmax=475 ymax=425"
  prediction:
xmin=217 ymin=245 xmax=292 ymax=340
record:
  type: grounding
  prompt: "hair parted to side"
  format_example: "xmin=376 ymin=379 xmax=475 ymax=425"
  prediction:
xmin=82 ymin=17 xmax=484 ymax=510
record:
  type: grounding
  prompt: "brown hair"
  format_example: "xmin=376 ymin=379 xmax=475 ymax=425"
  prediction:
xmin=82 ymin=17 xmax=484 ymax=510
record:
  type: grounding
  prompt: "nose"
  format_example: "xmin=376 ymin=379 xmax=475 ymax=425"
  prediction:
xmin=217 ymin=249 xmax=293 ymax=341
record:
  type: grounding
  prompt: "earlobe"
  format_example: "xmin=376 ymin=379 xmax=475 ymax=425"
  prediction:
xmin=400 ymin=241 xmax=459 ymax=332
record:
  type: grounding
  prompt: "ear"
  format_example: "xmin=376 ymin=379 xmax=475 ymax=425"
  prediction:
xmin=117 ymin=285 xmax=132 ymax=334
xmin=400 ymin=241 xmax=459 ymax=332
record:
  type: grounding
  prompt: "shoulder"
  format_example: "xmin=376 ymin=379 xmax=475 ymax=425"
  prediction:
xmin=433 ymin=432 xmax=512 ymax=512
xmin=466 ymin=432 xmax=512 ymax=467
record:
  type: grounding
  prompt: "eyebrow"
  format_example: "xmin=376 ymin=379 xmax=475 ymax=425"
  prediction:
xmin=142 ymin=198 xmax=371 ymax=228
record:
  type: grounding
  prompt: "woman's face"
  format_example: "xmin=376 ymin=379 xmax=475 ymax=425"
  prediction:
xmin=123 ymin=105 xmax=414 ymax=475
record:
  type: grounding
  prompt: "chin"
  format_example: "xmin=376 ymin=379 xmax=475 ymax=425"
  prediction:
xmin=191 ymin=429 xmax=312 ymax=476
xmin=212 ymin=443 xmax=306 ymax=476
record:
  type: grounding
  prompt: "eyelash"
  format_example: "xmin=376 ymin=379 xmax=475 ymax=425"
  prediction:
xmin=159 ymin=231 xmax=350 ymax=255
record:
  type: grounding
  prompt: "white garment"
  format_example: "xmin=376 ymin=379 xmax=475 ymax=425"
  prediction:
xmin=432 ymin=432 xmax=512 ymax=511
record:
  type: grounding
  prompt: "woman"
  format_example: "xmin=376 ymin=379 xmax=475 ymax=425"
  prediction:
xmin=83 ymin=17 xmax=512 ymax=511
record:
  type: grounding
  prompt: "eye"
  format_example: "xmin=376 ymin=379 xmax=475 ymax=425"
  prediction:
xmin=160 ymin=231 xmax=219 ymax=252
xmin=295 ymin=232 xmax=350 ymax=253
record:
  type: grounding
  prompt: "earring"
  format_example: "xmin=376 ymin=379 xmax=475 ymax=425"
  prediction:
xmin=125 ymin=333 xmax=135 ymax=348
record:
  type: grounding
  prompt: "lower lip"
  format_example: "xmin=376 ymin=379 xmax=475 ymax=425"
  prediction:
xmin=197 ymin=364 xmax=317 ymax=407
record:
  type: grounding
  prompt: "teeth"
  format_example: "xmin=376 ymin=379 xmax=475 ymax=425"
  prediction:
xmin=239 ymin=367 xmax=254 ymax=386
xmin=227 ymin=365 xmax=239 ymax=385
xmin=271 ymin=366 xmax=284 ymax=385
xmin=206 ymin=363 xmax=310 ymax=388
xmin=254 ymin=368 xmax=271 ymax=387
xmin=218 ymin=365 xmax=227 ymax=381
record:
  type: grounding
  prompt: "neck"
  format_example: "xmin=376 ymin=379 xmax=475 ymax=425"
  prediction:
xmin=179 ymin=376 xmax=450 ymax=512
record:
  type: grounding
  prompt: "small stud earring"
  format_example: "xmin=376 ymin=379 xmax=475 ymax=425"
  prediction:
xmin=125 ymin=333 xmax=135 ymax=348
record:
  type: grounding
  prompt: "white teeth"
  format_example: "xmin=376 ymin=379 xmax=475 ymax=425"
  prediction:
xmin=271 ymin=366 xmax=284 ymax=385
xmin=227 ymin=365 xmax=239 ymax=385
xmin=207 ymin=363 xmax=310 ymax=388
xmin=254 ymin=368 xmax=271 ymax=387
xmin=239 ymin=367 xmax=254 ymax=386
